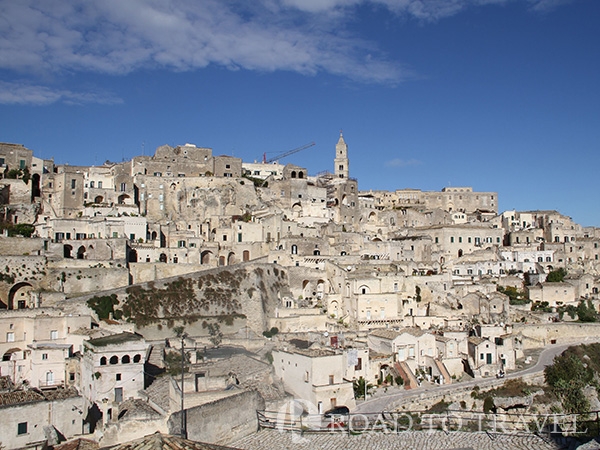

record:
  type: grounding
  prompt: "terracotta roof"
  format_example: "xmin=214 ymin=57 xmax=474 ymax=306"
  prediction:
xmin=53 ymin=438 xmax=99 ymax=450
xmin=369 ymin=329 xmax=400 ymax=340
xmin=106 ymin=432 xmax=241 ymax=450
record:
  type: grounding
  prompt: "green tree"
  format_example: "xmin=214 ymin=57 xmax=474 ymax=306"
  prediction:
xmin=353 ymin=376 xmax=373 ymax=399
xmin=547 ymin=268 xmax=567 ymax=283
xmin=87 ymin=294 xmax=121 ymax=320
xmin=545 ymin=352 xmax=593 ymax=413
xmin=576 ymin=299 xmax=598 ymax=323
xmin=207 ymin=322 xmax=223 ymax=347
xmin=164 ymin=349 xmax=190 ymax=376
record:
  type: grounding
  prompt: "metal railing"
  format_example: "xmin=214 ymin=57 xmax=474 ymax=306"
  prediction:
xmin=257 ymin=409 xmax=600 ymax=439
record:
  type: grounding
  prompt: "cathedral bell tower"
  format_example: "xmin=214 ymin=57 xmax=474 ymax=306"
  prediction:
xmin=334 ymin=131 xmax=349 ymax=179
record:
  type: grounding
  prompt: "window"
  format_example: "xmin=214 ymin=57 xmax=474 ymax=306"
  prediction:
xmin=120 ymin=182 xmax=126 ymax=192
xmin=71 ymin=179 xmax=76 ymax=189
xmin=116 ymin=373 xmax=122 ymax=381
xmin=450 ymin=237 xmax=454 ymax=243
xmin=355 ymin=358 xmax=362 ymax=371
xmin=89 ymin=181 xmax=94 ymax=188
xmin=69 ymin=372 xmax=75 ymax=381
xmin=51 ymin=330 xmax=58 ymax=340
xmin=6 ymin=332 xmax=14 ymax=342
xmin=42 ymin=353 xmax=48 ymax=360
xmin=18 ymin=422 xmax=28 ymax=435
xmin=329 ymin=375 xmax=334 ymax=385
xmin=222 ymin=235 xmax=227 ymax=241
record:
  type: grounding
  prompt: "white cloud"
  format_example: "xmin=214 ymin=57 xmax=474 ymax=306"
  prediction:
xmin=0 ymin=0 xmax=575 ymax=100
xmin=527 ymin=0 xmax=574 ymax=12
xmin=385 ymin=158 xmax=421 ymax=167
xmin=0 ymin=0 xmax=405 ymax=84
xmin=0 ymin=81 xmax=122 ymax=106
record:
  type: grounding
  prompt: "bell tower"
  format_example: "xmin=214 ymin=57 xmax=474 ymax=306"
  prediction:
xmin=334 ymin=130 xmax=349 ymax=179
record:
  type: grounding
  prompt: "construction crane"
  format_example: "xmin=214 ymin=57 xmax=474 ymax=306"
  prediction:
xmin=263 ymin=142 xmax=315 ymax=164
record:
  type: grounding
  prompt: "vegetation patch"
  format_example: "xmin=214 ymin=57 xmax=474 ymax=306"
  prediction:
xmin=87 ymin=294 xmax=122 ymax=320
xmin=544 ymin=343 xmax=600 ymax=414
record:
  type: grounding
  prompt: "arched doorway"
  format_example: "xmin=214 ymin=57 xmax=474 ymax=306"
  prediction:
xmin=201 ymin=250 xmax=212 ymax=265
xmin=8 ymin=282 xmax=33 ymax=310
xmin=243 ymin=250 xmax=250 ymax=262
xmin=64 ymin=244 xmax=73 ymax=258
xmin=227 ymin=252 xmax=236 ymax=265
xmin=159 ymin=253 xmax=167 ymax=263
xmin=128 ymin=249 xmax=138 ymax=263
xmin=77 ymin=245 xmax=86 ymax=259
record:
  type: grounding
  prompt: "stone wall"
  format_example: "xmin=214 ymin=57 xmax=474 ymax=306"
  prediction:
xmin=129 ymin=262 xmax=207 ymax=284
xmin=169 ymin=389 xmax=265 ymax=445
xmin=513 ymin=322 xmax=600 ymax=348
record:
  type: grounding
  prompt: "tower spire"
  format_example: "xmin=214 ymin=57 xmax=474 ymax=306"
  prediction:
xmin=334 ymin=131 xmax=349 ymax=179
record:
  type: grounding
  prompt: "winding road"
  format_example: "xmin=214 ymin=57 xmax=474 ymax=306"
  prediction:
xmin=355 ymin=338 xmax=600 ymax=414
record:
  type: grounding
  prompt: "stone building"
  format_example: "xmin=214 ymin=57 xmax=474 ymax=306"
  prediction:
xmin=272 ymin=346 xmax=356 ymax=413
xmin=80 ymin=332 xmax=149 ymax=427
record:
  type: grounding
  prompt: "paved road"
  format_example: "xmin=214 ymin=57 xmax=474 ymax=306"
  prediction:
xmin=355 ymin=338 xmax=600 ymax=414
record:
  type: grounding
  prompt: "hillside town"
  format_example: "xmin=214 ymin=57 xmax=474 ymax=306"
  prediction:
xmin=1 ymin=133 xmax=600 ymax=449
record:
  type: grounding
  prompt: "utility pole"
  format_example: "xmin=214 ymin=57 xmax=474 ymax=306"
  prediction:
xmin=180 ymin=331 xmax=188 ymax=438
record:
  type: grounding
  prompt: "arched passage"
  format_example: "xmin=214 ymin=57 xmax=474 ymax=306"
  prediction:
xmin=64 ymin=244 xmax=73 ymax=258
xmin=77 ymin=245 xmax=86 ymax=259
xmin=201 ymin=250 xmax=212 ymax=265
xmin=8 ymin=282 xmax=33 ymax=310
xmin=227 ymin=252 xmax=236 ymax=265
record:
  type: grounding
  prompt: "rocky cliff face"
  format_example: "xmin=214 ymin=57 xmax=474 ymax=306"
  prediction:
xmin=77 ymin=262 xmax=290 ymax=336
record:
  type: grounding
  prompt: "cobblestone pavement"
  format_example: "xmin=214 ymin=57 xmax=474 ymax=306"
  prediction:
xmin=232 ymin=429 xmax=587 ymax=450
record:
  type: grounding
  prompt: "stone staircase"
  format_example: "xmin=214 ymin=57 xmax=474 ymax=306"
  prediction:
xmin=434 ymin=359 xmax=452 ymax=385
xmin=394 ymin=361 xmax=419 ymax=390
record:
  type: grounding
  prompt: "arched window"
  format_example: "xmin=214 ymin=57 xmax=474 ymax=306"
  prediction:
xmin=109 ymin=355 xmax=119 ymax=365
xmin=133 ymin=354 xmax=141 ymax=363
xmin=298 ymin=171 xmax=304 ymax=179
xmin=122 ymin=355 xmax=130 ymax=364
xmin=100 ymin=356 xmax=107 ymax=365
xmin=291 ymin=171 xmax=297 ymax=178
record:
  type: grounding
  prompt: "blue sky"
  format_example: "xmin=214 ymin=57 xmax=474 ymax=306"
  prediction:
xmin=1 ymin=0 xmax=599 ymax=226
